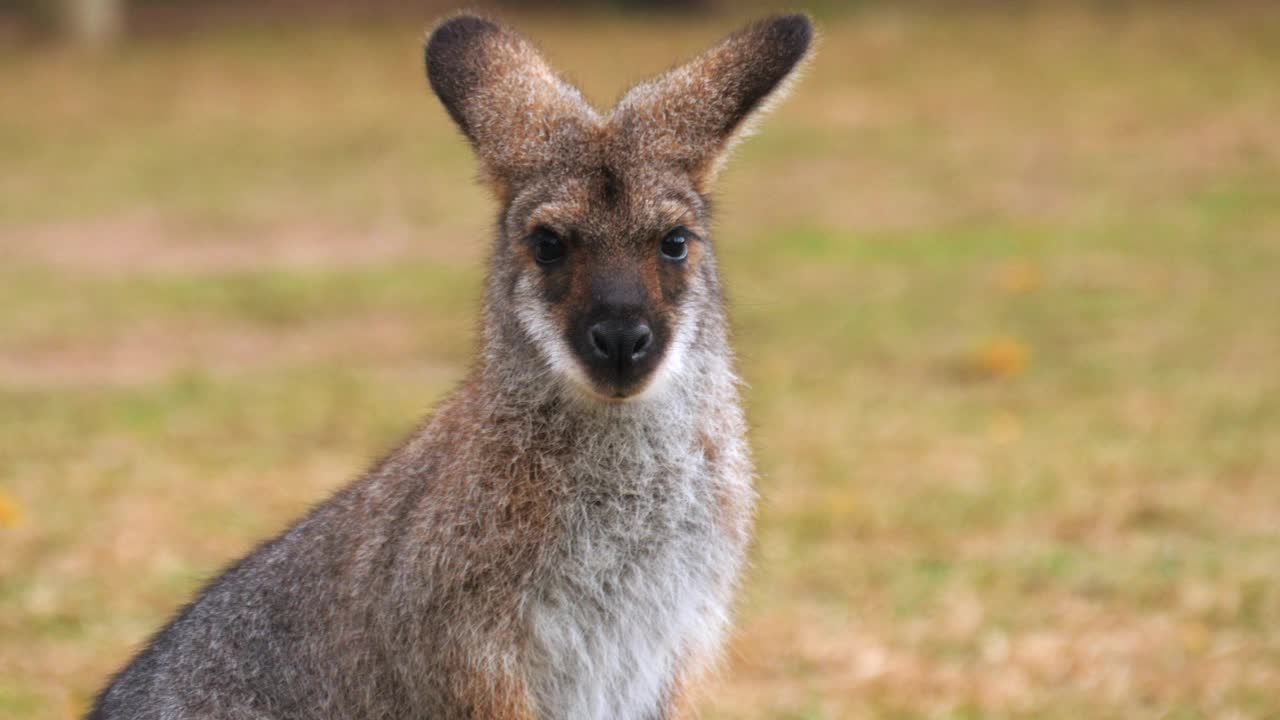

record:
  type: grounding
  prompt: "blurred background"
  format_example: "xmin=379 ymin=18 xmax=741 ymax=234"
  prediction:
xmin=2 ymin=1 xmax=1279 ymax=717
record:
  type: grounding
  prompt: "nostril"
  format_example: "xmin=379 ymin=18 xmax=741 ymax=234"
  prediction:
xmin=630 ymin=325 xmax=653 ymax=360
xmin=589 ymin=325 xmax=612 ymax=359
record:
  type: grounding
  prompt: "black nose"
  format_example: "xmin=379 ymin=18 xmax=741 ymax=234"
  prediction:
xmin=588 ymin=320 xmax=652 ymax=371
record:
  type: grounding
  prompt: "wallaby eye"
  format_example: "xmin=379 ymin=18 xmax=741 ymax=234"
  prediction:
xmin=530 ymin=228 xmax=566 ymax=265
xmin=660 ymin=227 xmax=691 ymax=261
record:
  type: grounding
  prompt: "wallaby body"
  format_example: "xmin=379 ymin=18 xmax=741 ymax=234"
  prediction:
xmin=90 ymin=14 xmax=811 ymax=720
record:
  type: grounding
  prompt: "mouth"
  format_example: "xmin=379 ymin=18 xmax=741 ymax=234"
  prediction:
xmin=607 ymin=388 xmax=641 ymax=402
xmin=583 ymin=377 xmax=653 ymax=403
xmin=571 ymin=365 xmax=662 ymax=403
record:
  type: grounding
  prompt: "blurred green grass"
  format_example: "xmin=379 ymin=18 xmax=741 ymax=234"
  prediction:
xmin=2 ymin=3 xmax=1280 ymax=718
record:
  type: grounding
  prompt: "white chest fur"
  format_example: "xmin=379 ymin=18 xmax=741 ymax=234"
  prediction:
xmin=520 ymin=393 xmax=750 ymax=719
xmin=524 ymin=526 xmax=730 ymax=719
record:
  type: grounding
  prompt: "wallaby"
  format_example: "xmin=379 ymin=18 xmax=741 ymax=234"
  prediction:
xmin=88 ymin=13 xmax=812 ymax=720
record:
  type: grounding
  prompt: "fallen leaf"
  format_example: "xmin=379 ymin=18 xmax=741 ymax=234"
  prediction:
xmin=975 ymin=336 xmax=1030 ymax=378
xmin=0 ymin=492 xmax=23 ymax=528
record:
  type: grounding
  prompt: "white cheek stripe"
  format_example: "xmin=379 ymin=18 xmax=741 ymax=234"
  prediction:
xmin=513 ymin=274 xmax=596 ymax=392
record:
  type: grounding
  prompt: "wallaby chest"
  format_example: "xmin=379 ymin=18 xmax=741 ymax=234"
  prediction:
xmin=519 ymin=407 xmax=751 ymax=720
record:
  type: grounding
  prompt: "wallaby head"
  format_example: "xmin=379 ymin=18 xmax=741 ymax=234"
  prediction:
xmin=426 ymin=14 xmax=812 ymax=402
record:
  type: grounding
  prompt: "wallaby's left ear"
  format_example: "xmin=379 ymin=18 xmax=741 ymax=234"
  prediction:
xmin=612 ymin=13 xmax=814 ymax=191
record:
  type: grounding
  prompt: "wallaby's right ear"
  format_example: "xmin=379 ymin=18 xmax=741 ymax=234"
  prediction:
xmin=425 ymin=16 xmax=598 ymax=194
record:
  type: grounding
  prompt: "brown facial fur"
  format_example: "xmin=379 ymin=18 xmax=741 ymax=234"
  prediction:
xmin=502 ymin=166 xmax=707 ymax=396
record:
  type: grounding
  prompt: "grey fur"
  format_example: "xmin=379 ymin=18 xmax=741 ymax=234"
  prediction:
xmin=88 ymin=13 xmax=812 ymax=720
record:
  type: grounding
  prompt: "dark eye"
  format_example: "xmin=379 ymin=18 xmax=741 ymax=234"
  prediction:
xmin=661 ymin=227 xmax=691 ymax=261
xmin=531 ymin=228 xmax=566 ymax=265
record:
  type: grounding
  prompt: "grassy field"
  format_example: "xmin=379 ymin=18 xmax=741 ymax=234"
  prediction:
xmin=3 ymin=3 xmax=1279 ymax=718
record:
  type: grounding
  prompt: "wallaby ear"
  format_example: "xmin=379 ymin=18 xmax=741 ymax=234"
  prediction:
xmin=612 ymin=14 xmax=813 ymax=192
xmin=425 ymin=16 xmax=598 ymax=193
